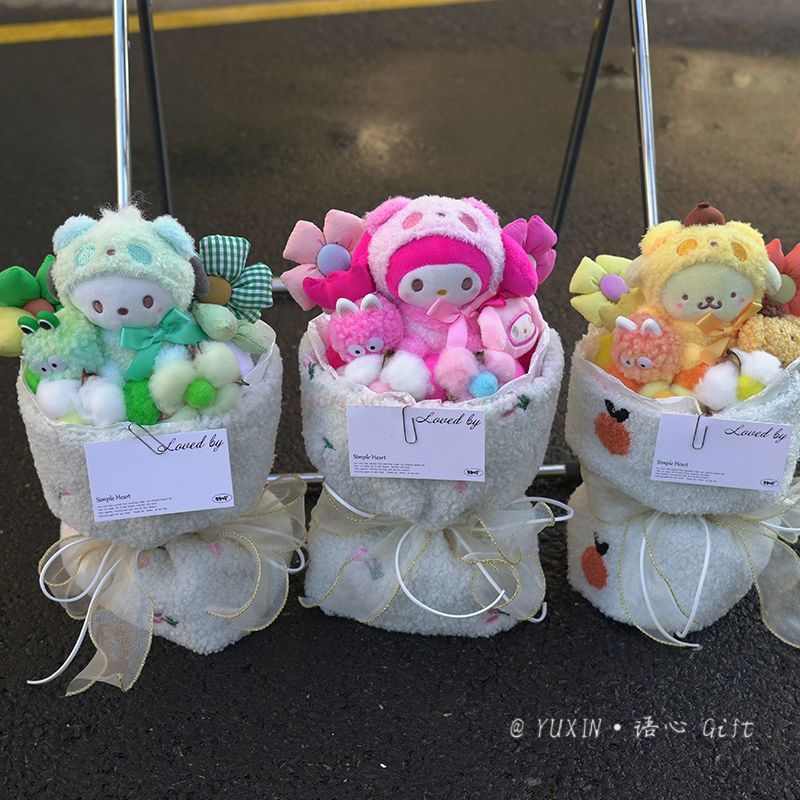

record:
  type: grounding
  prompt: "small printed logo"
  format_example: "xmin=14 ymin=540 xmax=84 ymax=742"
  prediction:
xmin=761 ymin=479 xmax=778 ymax=487
xmin=464 ymin=468 xmax=484 ymax=477
xmin=213 ymin=493 xmax=232 ymax=503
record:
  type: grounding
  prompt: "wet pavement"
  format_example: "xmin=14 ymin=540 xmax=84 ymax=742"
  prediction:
xmin=1 ymin=1 xmax=799 ymax=797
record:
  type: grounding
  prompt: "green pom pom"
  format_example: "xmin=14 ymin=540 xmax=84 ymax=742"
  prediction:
xmin=124 ymin=380 xmax=160 ymax=425
xmin=184 ymin=378 xmax=216 ymax=409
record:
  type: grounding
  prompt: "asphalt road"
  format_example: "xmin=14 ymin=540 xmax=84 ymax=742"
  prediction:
xmin=1 ymin=1 xmax=799 ymax=798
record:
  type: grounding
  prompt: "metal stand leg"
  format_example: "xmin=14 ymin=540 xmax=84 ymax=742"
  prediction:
xmin=551 ymin=0 xmax=615 ymax=238
xmin=138 ymin=0 xmax=173 ymax=215
xmin=113 ymin=0 xmax=131 ymax=208
xmin=628 ymin=0 xmax=659 ymax=228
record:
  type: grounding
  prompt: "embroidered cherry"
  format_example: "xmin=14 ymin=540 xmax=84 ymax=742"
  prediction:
xmin=582 ymin=533 xmax=609 ymax=589
xmin=594 ymin=399 xmax=631 ymax=455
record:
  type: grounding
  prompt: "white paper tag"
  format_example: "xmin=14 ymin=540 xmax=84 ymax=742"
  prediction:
xmin=347 ymin=406 xmax=486 ymax=482
xmin=651 ymin=413 xmax=793 ymax=492
xmin=84 ymin=427 xmax=234 ymax=521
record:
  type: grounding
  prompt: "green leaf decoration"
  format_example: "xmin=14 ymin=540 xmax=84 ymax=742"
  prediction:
xmin=517 ymin=395 xmax=531 ymax=410
xmin=323 ymin=436 xmax=335 ymax=450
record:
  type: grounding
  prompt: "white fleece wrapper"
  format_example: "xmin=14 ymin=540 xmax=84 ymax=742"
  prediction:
xmin=300 ymin=316 xmax=564 ymax=526
xmin=299 ymin=316 xmax=564 ymax=636
xmin=18 ymin=346 xmax=283 ymax=549
xmin=566 ymin=477 xmax=775 ymax=640
xmin=565 ymin=328 xmax=800 ymax=515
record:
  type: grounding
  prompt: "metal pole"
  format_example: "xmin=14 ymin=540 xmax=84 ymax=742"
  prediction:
xmin=138 ymin=0 xmax=173 ymax=215
xmin=551 ymin=0 xmax=615 ymax=238
xmin=628 ymin=0 xmax=659 ymax=229
xmin=113 ymin=0 xmax=131 ymax=208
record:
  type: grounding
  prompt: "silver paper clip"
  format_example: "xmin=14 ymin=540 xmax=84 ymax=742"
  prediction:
xmin=691 ymin=416 xmax=708 ymax=450
xmin=128 ymin=423 xmax=168 ymax=455
xmin=401 ymin=406 xmax=418 ymax=445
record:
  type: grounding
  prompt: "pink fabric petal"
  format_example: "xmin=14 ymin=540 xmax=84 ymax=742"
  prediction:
xmin=322 ymin=210 xmax=366 ymax=253
xmin=502 ymin=218 xmax=528 ymax=247
xmin=283 ymin=220 xmax=326 ymax=264
xmin=303 ymin=258 xmax=376 ymax=312
xmin=524 ymin=215 xmax=558 ymax=254
xmin=766 ymin=238 xmax=786 ymax=272
xmin=281 ymin=263 xmax=322 ymax=310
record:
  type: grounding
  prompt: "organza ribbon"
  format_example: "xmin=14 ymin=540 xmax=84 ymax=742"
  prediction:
xmin=120 ymin=307 xmax=207 ymax=381
xmin=583 ymin=470 xmax=800 ymax=648
xmin=695 ymin=300 xmax=761 ymax=364
xmin=29 ymin=477 xmax=306 ymax=695
xmin=301 ymin=486 xmax=572 ymax=624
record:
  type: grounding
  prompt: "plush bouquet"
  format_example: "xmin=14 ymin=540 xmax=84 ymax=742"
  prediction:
xmin=565 ymin=203 xmax=800 ymax=646
xmin=284 ymin=195 xmax=567 ymax=636
xmin=11 ymin=206 xmax=304 ymax=693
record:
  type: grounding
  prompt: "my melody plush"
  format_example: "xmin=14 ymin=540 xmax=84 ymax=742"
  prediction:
xmin=565 ymin=202 xmax=800 ymax=647
xmin=286 ymin=194 xmax=567 ymax=636
xmin=10 ymin=206 xmax=304 ymax=694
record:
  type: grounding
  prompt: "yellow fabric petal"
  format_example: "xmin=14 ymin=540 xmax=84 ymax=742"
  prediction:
xmin=595 ymin=254 xmax=632 ymax=277
xmin=569 ymin=257 xmax=606 ymax=295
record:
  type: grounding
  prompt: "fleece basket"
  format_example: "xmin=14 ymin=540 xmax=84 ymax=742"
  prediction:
xmin=33 ymin=478 xmax=306 ymax=695
xmin=565 ymin=328 xmax=800 ymax=515
xmin=300 ymin=316 xmax=564 ymax=527
xmin=18 ymin=345 xmax=283 ymax=549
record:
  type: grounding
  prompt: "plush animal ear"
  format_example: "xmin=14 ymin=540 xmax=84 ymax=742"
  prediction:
xmin=364 ymin=197 xmax=411 ymax=233
xmin=152 ymin=215 xmax=195 ymax=259
xmin=190 ymin=256 xmax=210 ymax=298
xmin=462 ymin=197 xmax=500 ymax=228
xmin=46 ymin=270 xmax=59 ymax=303
xmin=52 ymin=215 xmax=96 ymax=253
xmin=335 ymin=298 xmax=359 ymax=316
xmin=764 ymin=260 xmax=782 ymax=297
xmin=640 ymin=220 xmax=683 ymax=257
xmin=360 ymin=293 xmax=382 ymax=311
xmin=615 ymin=316 xmax=638 ymax=331
xmin=641 ymin=318 xmax=662 ymax=336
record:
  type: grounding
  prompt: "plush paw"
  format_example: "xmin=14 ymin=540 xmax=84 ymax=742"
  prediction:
xmin=468 ymin=370 xmax=499 ymax=398
xmin=78 ymin=376 xmax=126 ymax=427
xmin=36 ymin=379 xmax=81 ymax=420
xmin=434 ymin=347 xmax=480 ymax=398
xmin=194 ymin=342 xmax=242 ymax=388
xmin=340 ymin=354 xmax=383 ymax=386
xmin=379 ymin=351 xmax=431 ymax=400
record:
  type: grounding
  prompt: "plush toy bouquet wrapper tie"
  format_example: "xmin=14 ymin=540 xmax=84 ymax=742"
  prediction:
xmin=565 ymin=203 xmax=800 ymax=646
xmin=10 ymin=207 xmax=305 ymax=692
xmin=285 ymin=195 xmax=567 ymax=636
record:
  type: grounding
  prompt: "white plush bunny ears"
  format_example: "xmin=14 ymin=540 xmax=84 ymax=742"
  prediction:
xmin=615 ymin=316 xmax=662 ymax=336
xmin=334 ymin=293 xmax=383 ymax=316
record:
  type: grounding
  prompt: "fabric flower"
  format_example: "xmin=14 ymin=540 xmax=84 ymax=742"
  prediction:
xmin=766 ymin=239 xmax=800 ymax=316
xmin=569 ymin=254 xmax=642 ymax=329
xmin=198 ymin=235 xmax=273 ymax=322
xmin=503 ymin=215 xmax=558 ymax=285
xmin=282 ymin=210 xmax=373 ymax=312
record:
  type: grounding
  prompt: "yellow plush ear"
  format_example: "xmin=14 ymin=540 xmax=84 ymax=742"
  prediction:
xmin=640 ymin=221 xmax=683 ymax=256
xmin=727 ymin=220 xmax=764 ymax=246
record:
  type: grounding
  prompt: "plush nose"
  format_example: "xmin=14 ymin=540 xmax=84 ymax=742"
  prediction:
xmin=705 ymin=295 xmax=715 ymax=302
xmin=117 ymin=307 xmax=129 ymax=316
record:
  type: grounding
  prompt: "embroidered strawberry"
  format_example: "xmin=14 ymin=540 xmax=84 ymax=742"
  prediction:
xmin=581 ymin=533 xmax=609 ymax=589
xmin=594 ymin=399 xmax=631 ymax=455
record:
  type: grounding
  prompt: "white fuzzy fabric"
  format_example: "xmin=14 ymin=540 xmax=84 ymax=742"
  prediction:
xmin=566 ymin=480 xmax=774 ymax=637
xmin=304 ymin=521 xmax=533 ymax=636
xmin=565 ymin=328 xmax=800 ymax=515
xmin=19 ymin=346 xmax=283 ymax=549
xmin=300 ymin=317 xmax=564 ymax=528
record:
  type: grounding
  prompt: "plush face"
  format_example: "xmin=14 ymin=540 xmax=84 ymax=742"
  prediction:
xmin=612 ymin=314 xmax=683 ymax=384
xmin=20 ymin=310 xmax=103 ymax=381
xmin=70 ymin=276 xmax=175 ymax=331
xmin=660 ymin=262 xmax=756 ymax=323
xmin=395 ymin=262 xmax=483 ymax=310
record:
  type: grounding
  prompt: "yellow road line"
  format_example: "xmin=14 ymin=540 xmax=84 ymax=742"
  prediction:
xmin=0 ymin=0 xmax=492 ymax=46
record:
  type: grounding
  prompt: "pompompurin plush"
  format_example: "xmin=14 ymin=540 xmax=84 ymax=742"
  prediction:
xmin=629 ymin=203 xmax=781 ymax=368
xmin=350 ymin=195 xmax=556 ymax=400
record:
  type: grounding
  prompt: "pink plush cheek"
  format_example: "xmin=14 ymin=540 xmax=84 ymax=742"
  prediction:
xmin=675 ymin=303 xmax=684 ymax=309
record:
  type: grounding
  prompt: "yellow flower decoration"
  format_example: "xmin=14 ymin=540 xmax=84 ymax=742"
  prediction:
xmin=569 ymin=254 xmax=642 ymax=330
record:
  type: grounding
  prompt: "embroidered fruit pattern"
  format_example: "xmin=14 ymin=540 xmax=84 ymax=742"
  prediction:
xmin=594 ymin=399 xmax=631 ymax=455
xmin=582 ymin=533 xmax=609 ymax=589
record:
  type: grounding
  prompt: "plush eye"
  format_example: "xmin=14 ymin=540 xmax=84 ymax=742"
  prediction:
xmin=48 ymin=356 xmax=65 ymax=371
xmin=411 ymin=279 xmax=424 ymax=292
xmin=461 ymin=277 xmax=473 ymax=291
xmin=681 ymin=294 xmax=689 ymax=301
xmin=75 ymin=244 xmax=95 ymax=267
xmin=36 ymin=311 xmax=60 ymax=331
xmin=37 ymin=363 xmax=49 ymax=375
xmin=636 ymin=357 xmax=653 ymax=369
xmin=730 ymin=292 xmax=737 ymax=298
xmin=128 ymin=244 xmax=152 ymax=265
xmin=348 ymin=344 xmax=365 ymax=357
xmin=622 ymin=357 xmax=633 ymax=368
xmin=18 ymin=316 xmax=38 ymax=335
xmin=366 ymin=337 xmax=384 ymax=352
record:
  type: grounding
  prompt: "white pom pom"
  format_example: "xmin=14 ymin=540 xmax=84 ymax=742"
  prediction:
xmin=150 ymin=360 xmax=196 ymax=414
xmin=340 ymin=354 xmax=383 ymax=386
xmin=194 ymin=341 xmax=241 ymax=388
xmin=733 ymin=349 xmax=782 ymax=387
xmin=379 ymin=351 xmax=431 ymax=400
xmin=36 ymin=379 xmax=81 ymax=419
xmin=78 ymin=377 xmax=126 ymax=427
xmin=694 ymin=361 xmax=738 ymax=412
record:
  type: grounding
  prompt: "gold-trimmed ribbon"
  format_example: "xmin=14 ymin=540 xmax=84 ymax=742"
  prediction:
xmin=300 ymin=486 xmax=571 ymax=624
xmin=583 ymin=470 xmax=800 ymax=647
xmin=30 ymin=477 xmax=306 ymax=696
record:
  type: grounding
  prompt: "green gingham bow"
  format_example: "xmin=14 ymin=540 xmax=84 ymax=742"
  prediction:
xmin=198 ymin=235 xmax=273 ymax=322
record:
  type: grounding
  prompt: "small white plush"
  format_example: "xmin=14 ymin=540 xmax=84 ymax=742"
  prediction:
xmin=379 ymin=351 xmax=432 ymax=400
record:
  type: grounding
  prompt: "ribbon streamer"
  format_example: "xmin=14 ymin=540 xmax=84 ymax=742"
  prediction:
xmin=301 ymin=486 xmax=572 ymax=624
xmin=29 ymin=477 xmax=306 ymax=695
xmin=583 ymin=470 xmax=800 ymax=647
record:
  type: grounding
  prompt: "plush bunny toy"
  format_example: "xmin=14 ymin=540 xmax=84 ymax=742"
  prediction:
xmin=349 ymin=195 xmax=555 ymax=400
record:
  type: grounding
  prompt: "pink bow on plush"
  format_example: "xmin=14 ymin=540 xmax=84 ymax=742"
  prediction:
xmin=282 ymin=210 xmax=373 ymax=311
xmin=503 ymin=215 xmax=558 ymax=288
xmin=428 ymin=297 xmax=483 ymax=348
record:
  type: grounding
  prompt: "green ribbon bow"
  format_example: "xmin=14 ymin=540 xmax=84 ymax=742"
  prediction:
xmin=120 ymin=308 xmax=206 ymax=381
xmin=198 ymin=235 xmax=273 ymax=322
